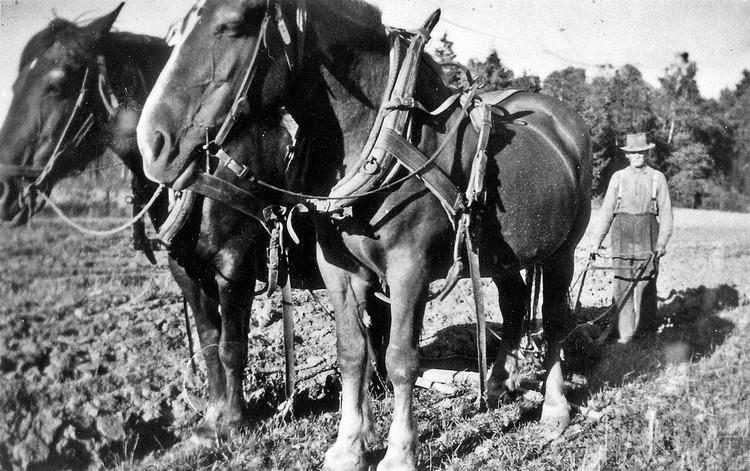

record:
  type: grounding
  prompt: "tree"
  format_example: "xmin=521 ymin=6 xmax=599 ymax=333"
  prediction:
xmin=541 ymin=67 xmax=589 ymax=114
xmin=578 ymin=65 xmax=660 ymax=194
xmin=467 ymin=50 xmax=515 ymax=91
xmin=658 ymin=52 xmax=701 ymax=104
xmin=432 ymin=33 xmax=464 ymax=88
xmin=666 ymin=141 xmax=714 ymax=207
xmin=510 ymin=73 xmax=541 ymax=93
xmin=722 ymin=87 xmax=750 ymax=192
xmin=654 ymin=52 xmax=733 ymax=205
xmin=432 ymin=33 xmax=456 ymax=64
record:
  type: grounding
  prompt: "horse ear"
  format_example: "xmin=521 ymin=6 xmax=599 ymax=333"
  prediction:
xmin=83 ymin=2 xmax=125 ymax=40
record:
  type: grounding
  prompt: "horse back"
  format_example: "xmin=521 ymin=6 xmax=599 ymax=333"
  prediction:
xmin=479 ymin=91 xmax=592 ymax=264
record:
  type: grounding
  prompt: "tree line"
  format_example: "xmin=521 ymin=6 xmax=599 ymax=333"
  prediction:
xmin=434 ymin=35 xmax=750 ymax=211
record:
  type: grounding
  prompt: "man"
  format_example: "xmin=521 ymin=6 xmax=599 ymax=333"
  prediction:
xmin=592 ymin=132 xmax=674 ymax=343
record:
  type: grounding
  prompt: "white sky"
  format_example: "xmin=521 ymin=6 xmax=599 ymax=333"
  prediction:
xmin=1 ymin=0 xmax=749 ymax=119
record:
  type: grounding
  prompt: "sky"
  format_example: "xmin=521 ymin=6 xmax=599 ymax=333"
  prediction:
xmin=1 ymin=0 xmax=749 ymax=119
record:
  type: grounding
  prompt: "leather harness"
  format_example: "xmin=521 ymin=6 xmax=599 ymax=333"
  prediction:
xmin=154 ymin=1 xmax=528 ymax=406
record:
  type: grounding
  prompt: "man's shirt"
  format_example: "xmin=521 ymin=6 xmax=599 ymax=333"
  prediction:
xmin=594 ymin=165 xmax=674 ymax=251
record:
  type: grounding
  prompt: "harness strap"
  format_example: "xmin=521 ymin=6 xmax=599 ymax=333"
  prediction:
xmin=96 ymin=55 xmax=120 ymax=118
xmin=34 ymin=67 xmax=94 ymax=191
xmin=463 ymin=213 xmax=487 ymax=409
xmin=207 ymin=145 xmax=251 ymax=179
xmin=465 ymin=89 xmax=521 ymax=130
xmin=381 ymin=91 xmax=461 ymax=117
xmin=266 ymin=218 xmax=282 ymax=294
xmin=212 ymin=8 xmax=272 ymax=148
xmin=466 ymin=104 xmax=493 ymax=206
xmin=374 ymin=128 xmax=459 ymax=218
xmin=156 ymin=190 xmax=197 ymax=247
xmin=281 ymin=272 xmax=296 ymax=400
xmin=186 ymin=173 xmax=270 ymax=231
xmin=0 ymin=164 xmax=44 ymax=179
xmin=327 ymin=11 xmax=440 ymax=208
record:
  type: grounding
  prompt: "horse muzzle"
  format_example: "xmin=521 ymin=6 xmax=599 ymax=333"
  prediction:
xmin=0 ymin=178 xmax=41 ymax=226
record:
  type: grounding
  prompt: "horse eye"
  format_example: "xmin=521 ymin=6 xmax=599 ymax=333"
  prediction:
xmin=45 ymin=81 xmax=64 ymax=97
xmin=215 ymin=21 xmax=245 ymax=37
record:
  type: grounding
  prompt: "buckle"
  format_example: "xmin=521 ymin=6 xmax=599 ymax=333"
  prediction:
xmin=225 ymin=158 xmax=249 ymax=178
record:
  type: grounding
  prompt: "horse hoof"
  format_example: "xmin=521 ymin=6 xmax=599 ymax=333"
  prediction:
xmin=486 ymin=379 xmax=517 ymax=409
xmin=376 ymin=456 xmax=418 ymax=471
xmin=540 ymin=403 xmax=570 ymax=440
xmin=322 ymin=443 xmax=368 ymax=471
xmin=216 ymin=417 xmax=247 ymax=439
xmin=189 ymin=421 xmax=219 ymax=448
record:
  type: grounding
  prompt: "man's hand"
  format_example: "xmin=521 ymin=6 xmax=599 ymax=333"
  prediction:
xmin=654 ymin=247 xmax=667 ymax=258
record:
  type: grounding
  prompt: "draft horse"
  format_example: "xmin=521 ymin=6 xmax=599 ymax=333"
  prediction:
xmin=0 ymin=4 xmax=310 ymax=441
xmin=0 ymin=3 xmax=170 ymax=238
xmin=137 ymin=0 xmax=592 ymax=469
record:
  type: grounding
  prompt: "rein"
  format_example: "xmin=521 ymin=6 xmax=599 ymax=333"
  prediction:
xmin=38 ymin=184 xmax=165 ymax=236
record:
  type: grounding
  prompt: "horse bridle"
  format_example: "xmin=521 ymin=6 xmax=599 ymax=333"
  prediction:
xmin=0 ymin=55 xmax=121 ymax=202
xmin=207 ymin=0 xmax=306 ymax=168
xmin=199 ymin=1 xmax=470 ymax=213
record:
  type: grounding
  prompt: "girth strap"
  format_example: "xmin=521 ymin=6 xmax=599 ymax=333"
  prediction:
xmin=375 ymin=128 xmax=459 ymax=218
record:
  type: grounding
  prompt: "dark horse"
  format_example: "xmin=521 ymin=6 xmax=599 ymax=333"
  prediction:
xmin=0 ymin=3 xmax=170 ymax=230
xmin=0 ymin=4 xmax=307 ymax=441
xmin=137 ymin=1 xmax=592 ymax=469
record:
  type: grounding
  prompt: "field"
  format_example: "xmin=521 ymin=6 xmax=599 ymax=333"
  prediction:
xmin=1 ymin=207 xmax=748 ymax=470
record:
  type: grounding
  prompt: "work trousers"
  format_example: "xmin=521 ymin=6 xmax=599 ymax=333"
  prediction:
xmin=611 ymin=213 xmax=659 ymax=342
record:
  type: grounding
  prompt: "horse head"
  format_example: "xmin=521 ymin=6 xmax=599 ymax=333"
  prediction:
xmin=137 ymin=0 xmax=304 ymax=189
xmin=0 ymin=4 xmax=126 ymax=226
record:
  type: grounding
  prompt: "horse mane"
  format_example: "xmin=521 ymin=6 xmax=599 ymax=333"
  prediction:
xmin=310 ymin=0 xmax=384 ymax=40
xmin=19 ymin=18 xmax=85 ymax=70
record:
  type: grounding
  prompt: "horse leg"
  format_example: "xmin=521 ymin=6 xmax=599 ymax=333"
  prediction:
xmin=167 ymin=258 xmax=226 ymax=441
xmin=539 ymin=248 xmax=574 ymax=432
xmin=367 ymin=292 xmax=391 ymax=393
xmin=321 ymin=257 xmax=376 ymax=471
xmin=487 ymin=270 xmax=528 ymax=407
xmin=377 ymin=257 xmax=426 ymax=471
xmin=214 ymin=267 xmax=255 ymax=434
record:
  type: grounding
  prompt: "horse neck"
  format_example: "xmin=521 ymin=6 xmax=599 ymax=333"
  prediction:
xmin=289 ymin=47 xmax=454 ymax=196
xmin=104 ymin=33 xmax=170 ymax=102
xmin=287 ymin=15 xmax=390 ymax=195
xmin=100 ymin=33 xmax=172 ymax=227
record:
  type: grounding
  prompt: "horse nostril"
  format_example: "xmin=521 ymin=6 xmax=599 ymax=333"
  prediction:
xmin=150 ymin=131 xmax=166 ymax=160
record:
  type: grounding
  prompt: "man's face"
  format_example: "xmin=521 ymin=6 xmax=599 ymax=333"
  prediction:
xmin=626 ymin=151 xmax=646 ymax=168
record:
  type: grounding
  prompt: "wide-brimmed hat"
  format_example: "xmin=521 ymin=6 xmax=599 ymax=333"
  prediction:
xmin=620 ymin=132 xmax=655 ymax=152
